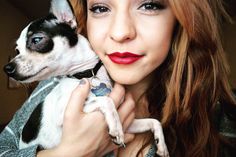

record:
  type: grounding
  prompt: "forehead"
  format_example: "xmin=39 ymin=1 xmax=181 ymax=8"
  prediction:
xmin=26 ymin=13 xmax=77 ymax=39
xmin=17 ymin=13 xmax=78 ymax=47
xmin=16 ymin=14 xmax=58 ymax=46
xmin=27 ymin=14 xmax=58 ymax=36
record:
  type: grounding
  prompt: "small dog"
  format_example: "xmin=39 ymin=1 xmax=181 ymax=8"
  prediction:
xmin=4 ymin=0 xmax=168 ymax=156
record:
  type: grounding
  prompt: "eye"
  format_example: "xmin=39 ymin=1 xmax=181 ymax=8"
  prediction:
xmin=32 ymin=37 xmax=43 ymax=45
xmin=138 ymin=1 xmax=166 ymax=11
xmin=27 ymin=32 xmax=52 ymax=53
xmin=89 ymin=4 xmax=110 ymax=14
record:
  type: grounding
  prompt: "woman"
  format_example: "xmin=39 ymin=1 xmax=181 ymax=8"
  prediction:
xmin=69 ymin=0 xmax=236 ymax=156
xmin=0 ymin=0 xmax=235 ymax=157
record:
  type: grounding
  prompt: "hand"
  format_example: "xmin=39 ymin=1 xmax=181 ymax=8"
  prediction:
xmin=37 ymin=79 xmax=135 ymax=157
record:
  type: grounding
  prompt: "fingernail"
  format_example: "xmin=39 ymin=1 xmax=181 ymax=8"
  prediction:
xmin=79 ymin=79 xmax=86 ymax=85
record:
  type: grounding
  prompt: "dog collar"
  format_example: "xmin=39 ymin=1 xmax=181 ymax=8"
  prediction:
xmin=69 ymin=60 xmax=103 ymax=79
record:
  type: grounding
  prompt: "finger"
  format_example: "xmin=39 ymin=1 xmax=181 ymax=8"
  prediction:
xmin=109 ymin=83 xmax=125 ymax=108
xmin=123 ymin=112 xmax=135 ymax=131
xmin=118 ymin=92 xmax=135 ymax=123
xmin=65 ymin=79 xmax=90 ymax=118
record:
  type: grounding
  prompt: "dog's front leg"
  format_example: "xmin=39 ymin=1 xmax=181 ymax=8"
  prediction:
xmin=127 ymin=119 xmax=169 ymax=157
xmin=84 ymin=96 xmax=125 ymax=146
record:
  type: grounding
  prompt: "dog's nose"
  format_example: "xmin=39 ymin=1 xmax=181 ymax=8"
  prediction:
xmin=4 ymin=62 xmax=17 ymax=76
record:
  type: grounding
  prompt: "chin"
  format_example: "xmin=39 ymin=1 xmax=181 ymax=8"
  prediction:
xmin=110 ymin=73 xmax=141 ymax=85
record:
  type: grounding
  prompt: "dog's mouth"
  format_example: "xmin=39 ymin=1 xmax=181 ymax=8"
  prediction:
xmin=14 ymin=67 xmax=48 ymax=82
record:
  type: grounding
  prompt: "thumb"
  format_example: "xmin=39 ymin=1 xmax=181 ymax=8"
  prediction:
xmin=65 ymin=78 xmax=90 ymax=117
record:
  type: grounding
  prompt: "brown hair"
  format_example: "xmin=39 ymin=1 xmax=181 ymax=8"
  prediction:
xmin=70 ymin=0 xmax=236 ymax=156
xmin=69 ymin=0 xmax=87 ymax=34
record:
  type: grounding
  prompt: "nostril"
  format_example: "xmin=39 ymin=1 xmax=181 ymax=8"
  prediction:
xmin=15 ymin=49 xmax=20 ymax=55
xmin=4 ymin=62 xmax=17 ymax=75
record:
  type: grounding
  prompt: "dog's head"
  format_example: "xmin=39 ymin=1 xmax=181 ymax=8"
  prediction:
xmin=4 ymin=0 xmax=97 ymax=83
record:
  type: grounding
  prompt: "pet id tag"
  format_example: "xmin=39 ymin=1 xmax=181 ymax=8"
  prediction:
xmin=91 ymin=83 xmax=111 ymax=96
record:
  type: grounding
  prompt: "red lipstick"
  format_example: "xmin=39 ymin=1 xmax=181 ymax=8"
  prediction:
xmin=108 ymin=52 xmax=144 ymax=64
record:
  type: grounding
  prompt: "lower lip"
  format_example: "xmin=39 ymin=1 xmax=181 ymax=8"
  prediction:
xmin=108 ymin=54 xmax=143 ymax=64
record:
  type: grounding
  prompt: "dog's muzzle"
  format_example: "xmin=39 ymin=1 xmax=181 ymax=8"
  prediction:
xmin=4 ymin=62 xmax=17 ymax=77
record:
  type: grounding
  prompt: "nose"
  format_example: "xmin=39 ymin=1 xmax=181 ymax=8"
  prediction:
xmin=4 ymin=62 xmax=17 ymax=76
xmin=109 ymin=12 xmax=136 ymax=42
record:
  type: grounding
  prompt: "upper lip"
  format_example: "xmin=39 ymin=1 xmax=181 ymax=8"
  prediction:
xmin=108 ymin=52 xmax=143 ymax=57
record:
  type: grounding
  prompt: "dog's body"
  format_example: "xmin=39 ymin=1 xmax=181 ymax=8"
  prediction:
xmin=4 ymin=0 xmax=169 ymax=156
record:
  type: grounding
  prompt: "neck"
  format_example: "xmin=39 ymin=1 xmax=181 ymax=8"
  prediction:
xmin=125 ymin=73 xmax=154 ymax=118
xmin=62 ymin=57 xmax=99 ymax=76
xmin=125 ymin=72 xmax=154 ymax=101
xmin=69 ymin=60 xmax=104 ymax=80
xmin=60 ymin=34 xmax=99 ymax=76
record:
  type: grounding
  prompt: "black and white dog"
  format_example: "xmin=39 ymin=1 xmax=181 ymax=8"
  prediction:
xmin=4 ymin=0 xmax=168 ymax=156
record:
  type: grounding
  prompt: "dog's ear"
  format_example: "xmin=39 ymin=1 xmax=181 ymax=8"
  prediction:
xmin=50 ymin=0 xmax=77 ymax=29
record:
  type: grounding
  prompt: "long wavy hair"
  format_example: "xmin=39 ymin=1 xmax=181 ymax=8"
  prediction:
xmin=70 ymin=0 xmax=236 ymax=156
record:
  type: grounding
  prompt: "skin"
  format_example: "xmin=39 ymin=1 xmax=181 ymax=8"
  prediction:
xmin=37 ymin=0 xmax=176 ymax=156
xmin=87 ymin=0 xmax=176 ymax=100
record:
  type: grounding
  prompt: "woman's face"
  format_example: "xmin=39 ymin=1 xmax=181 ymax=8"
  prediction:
xmin=86 ymin=0 xmax=176 ymax=85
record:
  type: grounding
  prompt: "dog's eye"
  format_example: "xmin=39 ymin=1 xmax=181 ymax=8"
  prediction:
xmin=27 ymin=32 xmax=53 ymax=53
xmin=32 ymin=37 xmax=43 ymax=45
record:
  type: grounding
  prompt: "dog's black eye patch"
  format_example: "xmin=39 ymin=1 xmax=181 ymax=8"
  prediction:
xmin=26 ymin=32 xmax=53 ymax=53
xmin=26 ymin=13 xmax=78 ymax=53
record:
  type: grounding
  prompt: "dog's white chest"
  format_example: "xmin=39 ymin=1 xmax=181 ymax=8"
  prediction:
xmin=19 ymin=77 xmax=112 ymax=149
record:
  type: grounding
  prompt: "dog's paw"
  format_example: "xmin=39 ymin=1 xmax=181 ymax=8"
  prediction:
xmin=155 ymin=138 xmax=169 ymax=157
xmin=92 ymin=96 xmax=125 ymax=147
xmin=109 ymin=126 xmax=125 ymax=147
xmin=151 ymin=120 xmax=169 ymax=157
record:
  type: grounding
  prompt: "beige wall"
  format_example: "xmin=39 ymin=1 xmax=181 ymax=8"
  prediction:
xmin=0 ymin=0 xmax=30 ymax=124
xmin=222 ymin=16 xmax=236 ymax=88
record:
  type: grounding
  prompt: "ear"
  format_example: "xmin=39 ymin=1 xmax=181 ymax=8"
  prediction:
xmin=50 ymin=0 xmax=77 ymax=29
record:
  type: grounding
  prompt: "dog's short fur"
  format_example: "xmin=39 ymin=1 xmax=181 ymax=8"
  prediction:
xmin=4 ymin=0 xmax=169 ymax=156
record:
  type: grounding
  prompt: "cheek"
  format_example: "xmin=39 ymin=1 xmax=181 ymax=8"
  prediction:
xmin=144 ymin=18 xmax=175 ymax=61
xmin=87 ymin=24 xmax=97 ymax=49
xmin=87 ymin=20 xmax=108 ymax=54
xmin=152 ymin=34 xmax=172 ymax=60
xmin=143 ymin=30 xmax=172 ymax=67
xmin=138 ymin=15 xmax=175 ymax=44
